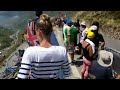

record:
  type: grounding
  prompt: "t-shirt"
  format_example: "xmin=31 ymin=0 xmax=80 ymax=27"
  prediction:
xmin=70 ymin=26 xmax=79 ymax=46
xmin=93 ymin=33 xmax=105 ymax=47
xmin=17 ymin=46 xmax=71 ymax=79
xmin=89 ymin=61 xmax=113 ymax=79
xmin=80 ymin=27 xmax=88 ymax=42
xmin=63 ymin=25 xmax=71 ymax=46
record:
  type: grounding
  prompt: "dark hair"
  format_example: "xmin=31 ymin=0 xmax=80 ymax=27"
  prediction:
xmin=74 ymin=22 xmax=77 ymax=27
xmin=92 ymin=21 xmax=99 ymax=28
xmin=35 ymin=11 xmax=43 ymax=17
xmin=77 ymin=19 xmax=79 ymax=22
xmin=64 ymin=20 xmax=66 ymax=24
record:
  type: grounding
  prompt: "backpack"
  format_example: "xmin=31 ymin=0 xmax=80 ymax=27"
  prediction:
xmin=26 ymin=17 xmax=39 ymax=46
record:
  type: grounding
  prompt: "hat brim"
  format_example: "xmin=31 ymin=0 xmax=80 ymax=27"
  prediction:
xmin=80 ymin=24 xmax=86 ymax=26
xmin=97 ymin=52 xmax=113 ymax=67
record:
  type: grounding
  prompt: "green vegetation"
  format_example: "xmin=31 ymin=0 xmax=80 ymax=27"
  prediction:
xmin=0 ymin=30 xmax=23 ymax=67
xmin=0 ymin=26 xmax=15 ymax=50
xmin=44 ymin=11 xmax=78 ymax=18
xmin=0 ymin=11 xmax=34 ymax=66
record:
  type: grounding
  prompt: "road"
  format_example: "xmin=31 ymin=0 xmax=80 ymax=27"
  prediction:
xmin=0 ymin=42 xmax=29 ymax=74
xmin=103 ymin=36 xmax=120 ymax=52
xmin=1 ymin=30 xmax=19 ymax=55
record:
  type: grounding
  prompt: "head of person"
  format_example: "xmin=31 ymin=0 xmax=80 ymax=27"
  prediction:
xmin=66 ymin=18 xmax=72 ymax=27
xmin=88 ymin=25 xmax=98 ymax=35
xmin=74 ymin=22 xmax=77 ymax=27
xmin=77 ymin=19 xmax=79 ymax=22
xmin=87 ymin=31 xmax=95 ymax=41
xmin=35 ymin=11 xmax=43 ymax=17
xmin=80 ymin=21 xmax=86 ymax=29
xmin=64 ymin=20 xmax=66 ymax=24
xmin=73 ymin=22 xmax=79 ymax=30
xmin=97 ymin=50 xmax=113 ymax=67
xmin=92 ymin=21 xmax=99 ymax=31
xmin=36 ymin=14 xmax=53 ymax=42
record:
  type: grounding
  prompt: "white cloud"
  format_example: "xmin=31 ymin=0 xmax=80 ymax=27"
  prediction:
xmin=12 ymin=15 xmax=19 ymax=19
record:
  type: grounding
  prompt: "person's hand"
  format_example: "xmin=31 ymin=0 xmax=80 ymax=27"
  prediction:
xmin=75 ymin=46 xmax=79 ymax=50
xmin=116 ymin=75 xmax=120 ymax=79
xmin=69 ymin=44 xmax=74 ymax=49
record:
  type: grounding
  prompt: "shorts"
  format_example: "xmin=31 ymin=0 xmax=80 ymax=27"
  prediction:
xmin=77 ymin=42 xmax=82 ymax=48
xmin=73 ymin=40 xmax=77 ymax=47
xmin=64 ymin=42 xmax=75 ymax=53
xmin=68 ymin=45 xmax=75 ymax=54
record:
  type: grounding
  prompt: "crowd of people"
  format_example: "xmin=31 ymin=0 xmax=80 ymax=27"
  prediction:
xmin=16 ymin=11 xmax=120 ymax=79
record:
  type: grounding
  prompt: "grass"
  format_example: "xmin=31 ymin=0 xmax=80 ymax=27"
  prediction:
xmin=0 ymin=27 xmax=15 ymax=50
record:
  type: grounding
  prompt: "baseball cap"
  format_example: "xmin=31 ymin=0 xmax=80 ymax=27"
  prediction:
xmin=89 ymin=25 xmax=97 ymax=31
xmin=66 ymin=18 xmax=72 ymax=24
xmin=80 ymin=21 xmax=86 ymax=26
xmin=87 ymin=31 xmax=95 ymax=38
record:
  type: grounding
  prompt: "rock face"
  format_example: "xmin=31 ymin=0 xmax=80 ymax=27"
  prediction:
xmin=101 ymin=25 xmax=120 ymax=40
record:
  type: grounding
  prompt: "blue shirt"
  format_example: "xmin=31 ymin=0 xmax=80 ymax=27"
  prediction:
xmin=89 ymin=61 xmax=113 ymax=79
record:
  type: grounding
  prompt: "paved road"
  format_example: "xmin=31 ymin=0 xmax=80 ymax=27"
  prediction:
xmin=0 ymin=42 xmax=29 ymax=74
xmin=1 ymin=30 xmax=19 ymax=55
xmin=103 ymin=36 xmax=120 ymax=51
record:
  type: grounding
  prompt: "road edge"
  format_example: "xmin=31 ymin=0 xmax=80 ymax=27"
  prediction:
xmin=53 ymin=28 xmax=81 ymax=79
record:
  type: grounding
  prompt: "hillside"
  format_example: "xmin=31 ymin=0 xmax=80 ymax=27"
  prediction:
xmin=0 ymin=11 xmax=34 ymax=31
xmin=0 ymin=26 xmax=15 ymax=50
xmin=71 ymin=11 xmax=120 ymax=40
xmin=44 ymin=11 xmax=78 ymax=17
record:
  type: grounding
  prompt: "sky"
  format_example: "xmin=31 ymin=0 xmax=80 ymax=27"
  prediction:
xmin=0 ymin=11 xmax=19 ymax=26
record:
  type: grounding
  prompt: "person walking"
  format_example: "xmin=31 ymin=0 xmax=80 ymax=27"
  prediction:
xmin=17 ymin=14 xmax=72 ymax=79
xmin=77 ymin=21 xmax=88 ymax=60
xmin=91 ymin=21 xmax=105 ymax=59
xmin=81 ymin=31 xmax=95 ymax=79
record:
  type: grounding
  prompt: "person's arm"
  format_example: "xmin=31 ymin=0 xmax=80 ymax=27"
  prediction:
xmin=116 ymin=75 xmax=120 ymax=79
xmin=99 ymin=34 xmax=105 ymax=50
xmin=67 ymin=27 xmax=71 ymax=46
xmin=88 ymin=46 xmax=94 ymax=61
xmin=17 ymin=48 xmax=32 ymax=79
xmin=61 ymin=48 xmax=72 ymax=78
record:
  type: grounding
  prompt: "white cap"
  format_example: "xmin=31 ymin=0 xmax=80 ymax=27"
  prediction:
xmin=80 ymin=21 xmax=86 ymax=26
xmin=97 ymin=50 xmax=113 ymax=67
xmin=90 ymin=25 xmax=97 ymax=31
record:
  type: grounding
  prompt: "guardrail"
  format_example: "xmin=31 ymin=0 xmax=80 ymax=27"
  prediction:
xmin=105 ymin=46 xmax=120 ymax=74
xmin=105 ymin=46 xmax=120 ymax=57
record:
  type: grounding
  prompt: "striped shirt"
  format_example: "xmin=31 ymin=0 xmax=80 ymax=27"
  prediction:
xmin=17 ymin=46 xmax=71 ymax=79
